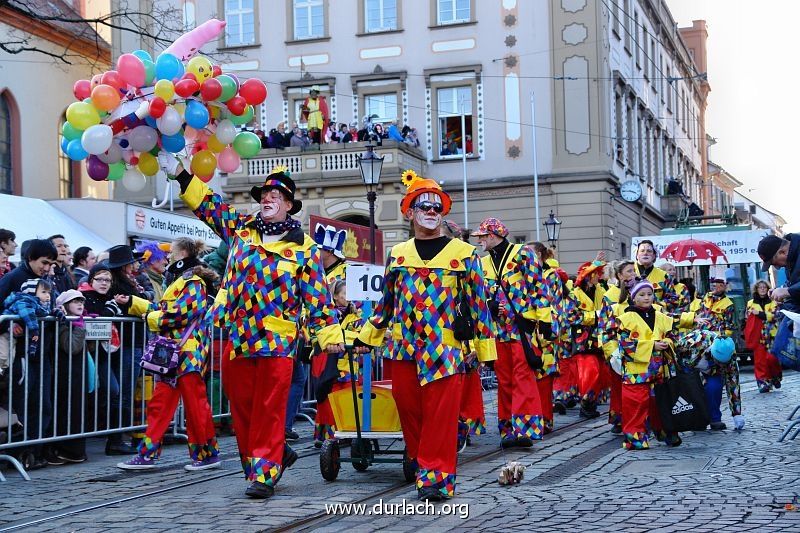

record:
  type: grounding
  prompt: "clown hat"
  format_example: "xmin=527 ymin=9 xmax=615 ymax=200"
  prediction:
xmin=250 ymin=165 xmax=302 ymax=215
xmin=471 ymin=218 xmax=509 ymax=238
xmin=400 ymin=169 xmax=451 ymax=215
xmin=575 ymin=260 xmax=605 ymax=287
xmin=314 ymin=223 xmax=346 ymax=259
xmin=134 ymin=240 xmax=170 ymax=267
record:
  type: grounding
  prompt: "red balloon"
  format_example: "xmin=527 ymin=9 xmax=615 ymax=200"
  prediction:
xmin=200 ymin=78 xmax=222 ymax=101
xmin=129 ymin=156 xmax=139 ymax=165
xmin=110 ymin=119 xmax=125 ymax=135
xmin=191 ymin=142 xmax=208 ymax=155
xmin=198 ymin=173 xmax=214 ymax=183
xmin=90 ymin=74 xmax=103 ymax=89
xmin=226 ymin=95 xmax=247 ymax=116
xmin=182 ymin=72 xmax=197 ymax=82
xmin=149 ymin=97 xmax=166 ymax=118
xmin=101 ymin=70 xmax=125 ymax=91
xmin=175 ymin=78 xmax=200 ymax=97
xmin=239 ymin=79 xmax=267 ymax=106
xmin=73 ymin=79 xmax=91 ymax=100
xmin=212 ymin=65 xmax=223 ymax=77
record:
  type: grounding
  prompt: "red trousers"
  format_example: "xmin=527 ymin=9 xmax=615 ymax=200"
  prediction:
xmin=314 ymin=381 xmax=348 ymax=442
xmin=753 ymin=344 xmax=783 ymax=387
xmin=621 ymin=382 xmax=668 ymax=449
xmin=391 ymin=360 xmax=462 ymax=498
xmin=609 ymin=369 xmax=622 ymax=427
xmin=495 ymin=341 xmax=544 ymax=440
xmin=222 ymin=344 xmax=293 ymax=487
xmin=553 ymin=356 xmax=578 ymax=402
xmin=576 ymin=353 xmax=603 ymax=403
xmin=139 ymin=372 xmax=218 ymax=461
xmin=536 ymin=375 xmax=554 ymax=432
xmin=459 ymin=368 xmax=486 ymax=435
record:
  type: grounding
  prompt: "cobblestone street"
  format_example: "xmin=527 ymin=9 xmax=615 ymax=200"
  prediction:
xmin=2 ymin=368 xmax=800 ymax=531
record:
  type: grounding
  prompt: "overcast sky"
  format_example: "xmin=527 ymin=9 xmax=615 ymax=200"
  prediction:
xmin=667 ymin=0 xmax=799 ymax=231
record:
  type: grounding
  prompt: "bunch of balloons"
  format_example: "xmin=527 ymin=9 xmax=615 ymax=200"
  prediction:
xmin=61 ymin=19 xmax=267 ymax=192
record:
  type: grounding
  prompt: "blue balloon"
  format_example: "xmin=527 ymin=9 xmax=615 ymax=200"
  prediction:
xmin=155 ymin=52 xmax=184 ymax=81
xmin=60 ymin=137 xmax=70 ymax=155
xmin=184 ymin=100 xmax=209 ymax=129
xmin=161 ymin=133 xmax=186 ymax=153
xmin=67 ymin=139 xmax=89 ymax=161
xmin=132 ymin=49 xmax=153 ymax=63
xmin=145 ymin=116 xmax=157 ymax=128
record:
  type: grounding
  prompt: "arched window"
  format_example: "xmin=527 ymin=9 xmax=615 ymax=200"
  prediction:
xmin=58 ymin=113 xmax=76 ymax=198
xmin=0 ymin=93 xmax=12 ymax=194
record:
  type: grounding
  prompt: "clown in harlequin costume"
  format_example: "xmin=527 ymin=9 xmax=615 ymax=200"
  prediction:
xmin=680 ymin=277 xmax=742 ymax=431
xmin=634 ymin=240 xmax=679 ymax=308
xmin=745 ymin=280 xmax=782 ymax=392
xmin=356 ymin=170 xmax=497 ymax=502
xmin=442 ymin=220 xmax=486 ymax=448
xmin=160 ymin=153 xmax=345 ymax=500
xmin=568 ymin=260 xmax=606 ymax=419
xmin=472 ymin=218 xmax=549 ymax=448
xmin=614 ymin=280 xmax=681 ymax=449
xmin=659 ymin=262 xmax=692 ymax=314
xmin=119 ymin=238 xmax=220 ymax=471
xmin=311 ymin=225 xmax=364 ymax=445
xmin=553 ymin=275 xmax=579 ymax=411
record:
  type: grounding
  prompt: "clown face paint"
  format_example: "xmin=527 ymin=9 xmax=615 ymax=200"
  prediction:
xmin=413 ymin=192 xmax=443 ymax=230
xmin=260 ymin=189 xmax=290 ymax=222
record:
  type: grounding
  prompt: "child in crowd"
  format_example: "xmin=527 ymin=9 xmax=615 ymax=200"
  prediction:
xmin=2 ymin=278 xmax=53 ymax=362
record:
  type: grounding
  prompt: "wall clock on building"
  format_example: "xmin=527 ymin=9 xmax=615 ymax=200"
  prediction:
xmin=620 ymin=179 xmax=643 ymax=202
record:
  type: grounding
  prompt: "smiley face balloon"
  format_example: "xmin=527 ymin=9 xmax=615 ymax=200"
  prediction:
xmin=187 ymin=55 xmax=213 ymax=84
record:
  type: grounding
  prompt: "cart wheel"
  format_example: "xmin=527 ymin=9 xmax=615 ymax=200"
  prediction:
xmin=402 ymin=448 xmax=417 ymax=483
xmin=350 ymin=439 xmax=370 ymax=472
xmin=320 ymin=440 xmax=340 ymax=481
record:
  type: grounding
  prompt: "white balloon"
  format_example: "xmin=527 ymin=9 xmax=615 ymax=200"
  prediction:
xmin=215 ymin=119 xmax=237 ymax=144
xmin=122 ymin=168 xmax=147 ymax=192
xmin=157 ymin=106 xmax=183 ymax=136
xmin=128 ymin=126 xmax=158 ymax=152
xmin=97 ymin=141 xmax=122 ymax=164
xmin=81 ymin=124 xmax=113 ymax=155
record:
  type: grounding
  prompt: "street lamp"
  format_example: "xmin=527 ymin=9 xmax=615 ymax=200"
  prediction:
xmin=543 ymin=210 xmax=561 ymax=247
xmin=357 ymin=143 xmax=384 ymax=264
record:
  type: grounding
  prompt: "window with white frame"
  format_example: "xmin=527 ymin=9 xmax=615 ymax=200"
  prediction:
xmin=182 ymin=0 xmax=196 ymax=30
xmin=294 ymin=0 xmax=324 ymax=40
xmin=437 ymin=0 xmax=469 ymax=25
xmin=436 ymin=86 xmax=472 ymax=157
xmin=365 ymin=0 xmax=397 ymax=32
xmin=365 ymin=93 xmax=398 ymax=123
xmin=0 ymin=93 xmax=12 ymax=194
xmin=58 ymin=115 xmax=75 ymax=198
xmin=224 ymin=0 xmax=255 ymax=46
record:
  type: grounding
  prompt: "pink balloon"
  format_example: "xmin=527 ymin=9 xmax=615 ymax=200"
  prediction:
xmin=117 ymin=54 xmax=146 ymax=88
xmin=164 ymin=19 xmax=227 ymax=61
xmin=217 ymin=146 xmax=241 ymax=173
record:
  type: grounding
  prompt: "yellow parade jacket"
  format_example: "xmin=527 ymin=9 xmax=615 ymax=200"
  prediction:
xmin=358 ymin=238 xmax=497 ymax=386
xmin=617 ymin=309 xmax=675 ymax=384
xmin=180 ymin=177 xmax=343 ymax=358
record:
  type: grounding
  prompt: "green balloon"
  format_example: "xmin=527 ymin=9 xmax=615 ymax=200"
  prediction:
xmin=229 ymin=105 xmax=254 ymax=126
xmin=233 ymin=131 xmax=261 ymax=158
xmin=108 ymin=162 xmax=125 ymax=181
xmin=62 ymin=121 xmax=83 ymax=141
xmin=143 ymin=59 xmax=156 ymax=86
xmin=217 ymin=75 xmax=237 ymax=102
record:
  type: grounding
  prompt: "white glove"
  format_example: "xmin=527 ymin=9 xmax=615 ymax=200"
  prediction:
xmin=733 ymin=414 xmax=745 ymax=430
xmin=157 ymin=151 xmax=187 ymax=177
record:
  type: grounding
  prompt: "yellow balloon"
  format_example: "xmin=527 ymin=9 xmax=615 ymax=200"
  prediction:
xmin=191 ymin=149 xmax=217 ymax=176
xmin=187 ymin=56 xmax=213 ymax=84
xmin=207 ymin=134 xmax=225 ymax=153
xmin=138 ymin=152 xmax=159 ymax=176
xmin=209 ymin=105 xmax=221 ymax=119
xmin=66 ymin=101 xmax=100 ymax=130
xmin=154 ymin=79 xmax=175 ymax=101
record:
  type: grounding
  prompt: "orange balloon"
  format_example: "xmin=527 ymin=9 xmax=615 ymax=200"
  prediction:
xmin=91 ymin=84 xmax=121 ymax=112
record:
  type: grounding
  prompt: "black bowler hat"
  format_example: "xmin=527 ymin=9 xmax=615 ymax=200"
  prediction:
xmin=249 ymin=166 xmax=302 ymax=215
xmin=106 ymin=245 xmax=137 ymax=269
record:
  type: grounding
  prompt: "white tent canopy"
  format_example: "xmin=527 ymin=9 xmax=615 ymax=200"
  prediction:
xmin=0 ymin=194 xmax=113 ymax=263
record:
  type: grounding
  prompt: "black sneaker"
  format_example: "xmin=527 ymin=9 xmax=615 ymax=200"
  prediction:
xmin=610 ymin=425 xmax=623 ymax=435
xmin=709 ymin=422 xmax=727 ymax=431
xmin=579 ymin=405 xmax=600 ymax=419
xmin=285 ymin=429 xmax=300 ymax=442
xmin=45 ymin=451 xmax=67 ymax=466
xmin=553 ymin=401 xmax=567 ymax=415
xmin=774 ymin=380 xmax=782 ymax=389
xmin=418 ymin=487 xmax=443 ymax=502
xmin=515 ymin=436 xmax=533 ymax=448
xmin=245 ymin=481 xmax=275 ymax=499
xmin=56 ymin=451 xmax=87 ymax=463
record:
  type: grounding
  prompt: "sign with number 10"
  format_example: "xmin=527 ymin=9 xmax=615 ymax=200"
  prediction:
xmin=346 ymin=264 xmax=385 ymax=302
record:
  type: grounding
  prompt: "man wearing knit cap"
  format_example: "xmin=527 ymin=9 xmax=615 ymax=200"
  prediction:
xmin=357 ymin=170 xmax=496 ymax=501
xmin=758 ymin=233 xmax=800 ymax=313
xmin=160 ymin=155 xmax=344 ymax=500
xmin=472 ymin=217 xmax=550 ymax=448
